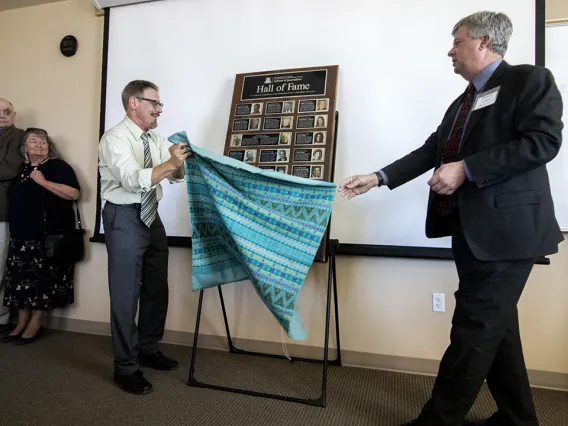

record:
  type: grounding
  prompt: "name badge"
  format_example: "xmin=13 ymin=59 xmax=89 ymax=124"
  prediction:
xmin=472 ymin=86 xmax=500 ymax=111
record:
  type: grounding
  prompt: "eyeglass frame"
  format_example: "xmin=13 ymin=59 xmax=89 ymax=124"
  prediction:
xmin=135 ymin=97 xmax=164 ymax=109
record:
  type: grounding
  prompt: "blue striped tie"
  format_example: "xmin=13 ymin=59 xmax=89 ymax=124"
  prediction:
xmin=140 ymin=133 xmax=157 ymax=227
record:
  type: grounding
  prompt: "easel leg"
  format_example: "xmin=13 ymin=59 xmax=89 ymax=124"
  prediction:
xmin=188 ymin=289 xmax=204 ymax=385
xmin=218 ymin=287 xmax=236 ymax=352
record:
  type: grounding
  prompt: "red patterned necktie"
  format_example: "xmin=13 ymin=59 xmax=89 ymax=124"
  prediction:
xmin=433 ymin=83 xmax=475 ymax=216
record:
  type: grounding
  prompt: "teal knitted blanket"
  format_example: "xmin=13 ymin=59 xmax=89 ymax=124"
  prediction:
xmin=168 ymin=131 xmax=336 ymax=340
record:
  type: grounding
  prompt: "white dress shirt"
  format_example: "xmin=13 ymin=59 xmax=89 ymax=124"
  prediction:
xmin=99 ymin=116 xmax=184 ymax=206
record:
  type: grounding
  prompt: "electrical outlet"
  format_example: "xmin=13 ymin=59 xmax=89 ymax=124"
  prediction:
xmin=432 ymin=293 xmax=445 ymax=312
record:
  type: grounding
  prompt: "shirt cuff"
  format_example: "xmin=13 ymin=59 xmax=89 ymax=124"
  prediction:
xmin=378 ymin=170 xmax=390 ymax=186
xmin=138 ymin=168 xmax=154 ymax=190
xmin=167 ymin=173 xmax=186 ymax=183
xmin=462 ymin=160 xmax=472 ymax=181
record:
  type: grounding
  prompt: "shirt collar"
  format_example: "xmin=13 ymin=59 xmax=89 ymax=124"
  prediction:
xmin=472 ymin=58 xmax=503 ymax=92
xmin=122 ymin=116 xmax=150 ymax=140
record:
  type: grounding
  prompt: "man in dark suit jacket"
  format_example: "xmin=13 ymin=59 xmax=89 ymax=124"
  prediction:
xmin=0 ymin=97 xmax=25 ymax=334
xmin=339 ymin=11 xmax=563 ymax=426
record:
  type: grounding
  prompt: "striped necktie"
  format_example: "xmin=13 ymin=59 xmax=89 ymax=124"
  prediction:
xmin=140 ymin=133 xmax=157 ymax=227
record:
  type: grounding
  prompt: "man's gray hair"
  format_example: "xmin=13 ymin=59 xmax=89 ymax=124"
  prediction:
xmin=452 ymin=11 xmax=513 ymax=56
xmin=121 ymin=80 xmax=159 ymax=111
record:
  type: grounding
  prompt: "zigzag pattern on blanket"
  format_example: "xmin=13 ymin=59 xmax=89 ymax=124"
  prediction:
xmin=170 ymin=131 xmax=336 ymax=340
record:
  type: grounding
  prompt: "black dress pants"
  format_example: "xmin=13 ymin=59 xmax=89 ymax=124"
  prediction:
xmin=417 ymin=218 xmax=538 ymax=426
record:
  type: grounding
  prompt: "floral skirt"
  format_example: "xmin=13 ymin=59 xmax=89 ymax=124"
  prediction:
xmin=3 ymin=238 xmax=75 ymax=311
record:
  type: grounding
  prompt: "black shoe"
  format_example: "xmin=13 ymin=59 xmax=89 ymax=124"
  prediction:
xmin=113 ymin=370 xmax=153 ymax=395
xmin=139 ymin=351 xmax=179 ymax=371
xmin=400 ymin=421 xmax=420 ymax=426
xmin=1 ymin=332 xmax=22 ymax=343
xmin=16 ymin=326 xmax=44 ymax=345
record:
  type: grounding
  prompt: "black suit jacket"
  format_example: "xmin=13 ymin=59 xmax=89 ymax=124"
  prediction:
xmin=382 ymin=61 xmax=564 ymax=261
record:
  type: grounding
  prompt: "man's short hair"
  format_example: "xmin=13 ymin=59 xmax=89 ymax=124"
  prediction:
xmin=121 ymin=80 xmax=159 ymax=111
xmin=452 ymin=11 xmax=513 ymax=57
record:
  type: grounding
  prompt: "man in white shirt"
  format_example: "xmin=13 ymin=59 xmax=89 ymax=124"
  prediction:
xmin=99 ymin=80 xmax=191 ymax=395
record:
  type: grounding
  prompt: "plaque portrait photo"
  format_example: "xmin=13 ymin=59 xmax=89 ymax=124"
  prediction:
xmin=315 ymin=115 xmax=327 ymax=128
xmin=313 ymin=131 xmax=326 ymax=144
xmin=277 ymin=149 xmax=289 ymax=162
xmin=275 ymin=165 xmax=288 ymax=174
xmin=230 ymin=134 xmax=242 ymax=146
xmin=312 ymin=148 xmax=324 ymax=161
xmin=316 ymin=99 xmax=329 ymax=112
xmin=280 ymin=116 xmax=293 ymax=129
xmin=282 ymin=101 xmax=295 ymax=113
xmin=244 ymin=149 xmax=256 ymax=163
xmin=249 ymin=118 xmax=261 ymax=131
xmin=279 ymin=133 xmax=292 ymax=145
xmin=311 ymin=165 xmax=323 ymax=179
xmin=250 ymin=103 xmax=263 ymax=115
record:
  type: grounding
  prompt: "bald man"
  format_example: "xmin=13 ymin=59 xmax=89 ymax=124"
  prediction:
xmin=0 ymin=98 xmax=25 ymax=333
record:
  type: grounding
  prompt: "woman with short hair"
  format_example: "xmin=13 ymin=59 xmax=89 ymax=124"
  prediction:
xmin=1 ymin=128 xmax=80 ymax=344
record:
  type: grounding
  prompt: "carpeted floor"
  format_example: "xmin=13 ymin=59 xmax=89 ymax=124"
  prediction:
xmin=0 ymin=329 xmax=567 ymax=425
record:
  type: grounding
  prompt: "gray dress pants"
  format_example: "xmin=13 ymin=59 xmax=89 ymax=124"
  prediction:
xmin=102 ymin=202 xmax=169 ymax=375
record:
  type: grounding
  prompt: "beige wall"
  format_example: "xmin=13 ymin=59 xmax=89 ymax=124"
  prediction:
xmin=548 ymin=0 xmax=568 ymax=21
xmin=1 ymin=0 xmax=567 ymax=378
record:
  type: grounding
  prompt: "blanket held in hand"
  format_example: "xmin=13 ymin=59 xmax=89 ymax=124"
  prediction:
xmin=169 ymin=131 xmax=336 ymax=340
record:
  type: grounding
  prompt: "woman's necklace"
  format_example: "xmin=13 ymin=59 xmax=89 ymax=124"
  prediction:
xmin=20 ymin=158 xmax=49 ymax=182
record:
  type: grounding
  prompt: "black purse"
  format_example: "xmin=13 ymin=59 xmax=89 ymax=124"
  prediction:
xmin=43 ymin=195 xmax=85 ymax=264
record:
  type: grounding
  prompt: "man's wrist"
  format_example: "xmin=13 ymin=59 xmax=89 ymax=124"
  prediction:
xmin=373 ymin=172 xmax=383 ymax=187
xmin=166 ymin=159 xmax=179 ymax=171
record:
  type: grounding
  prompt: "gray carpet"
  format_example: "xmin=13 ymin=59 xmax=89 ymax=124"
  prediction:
xmin=0 ymin=329 xmax=567 ymax=425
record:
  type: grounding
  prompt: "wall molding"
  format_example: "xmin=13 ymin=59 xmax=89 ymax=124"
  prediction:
xmin=46 ymin=316 xmax=568 ymax=392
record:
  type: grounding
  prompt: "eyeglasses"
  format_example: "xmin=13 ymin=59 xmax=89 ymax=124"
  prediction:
xmin=136 ymin=97 xmax=164 ymax=109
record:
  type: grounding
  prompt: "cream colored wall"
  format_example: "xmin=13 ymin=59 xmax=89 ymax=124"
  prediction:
xmin=547 ymin=0 xmax=568 ymax=21
xmin=1 ymin=0 xmax=567 ymax=377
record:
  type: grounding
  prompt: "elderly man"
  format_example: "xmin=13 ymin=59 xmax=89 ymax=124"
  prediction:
xmin=339 ymin=11 xmax=563 ymax=426
xmin=0 ymin=98 xmax=24 ymax=334
xmin=99 ymin=80 xmax=191 ymax=395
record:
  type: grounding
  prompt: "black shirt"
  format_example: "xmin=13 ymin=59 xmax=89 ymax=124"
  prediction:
xmin=8 ymin=158 xmax=80 ymax=240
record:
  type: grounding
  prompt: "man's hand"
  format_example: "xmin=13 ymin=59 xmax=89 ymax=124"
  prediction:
xmin=338 ymin=173 xmax=378 ymax=200
xmin=168 ymin=142 xmax=192 ymax=169
xmin=428 ymin=161 xmax=465 ymax=195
